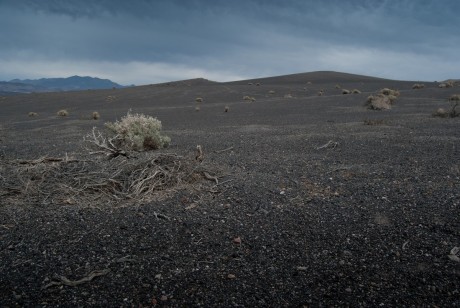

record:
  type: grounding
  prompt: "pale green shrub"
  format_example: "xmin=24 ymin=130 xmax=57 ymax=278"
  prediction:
xmin=105 ymin=112 xmax=170 ymax=151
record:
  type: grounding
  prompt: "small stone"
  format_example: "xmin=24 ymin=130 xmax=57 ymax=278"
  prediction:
xmin=296 ymin=266 xmax=308 ymax=271
xmin=233 ymin=237 xmax=242 ymax=244
xmin=160 ymin=295 xmax=168 ymax=301
xmin=227 ymin=274 xmax=236 ymax=279
xmin=345 ymin=288 xmax=352 ymax=293
xmin=154 ymin=274 xmax=162 ymax=279
xmin=280 ymin=191 xmax=285 ymax=195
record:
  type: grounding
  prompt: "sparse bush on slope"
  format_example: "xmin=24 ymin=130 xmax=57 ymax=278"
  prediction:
xmin=366 ymin=95 xmax=393 ymax=110
xmin=432 ymin=95 xmax=459 ymax=118
xmin=57 ymin=109 xmax=69 ymax=117
xmin=438 ymin=81 xmax=454 ymax=88
xmin=366 ymin=88 xmax=400 ymax=110
xmin=412 ymin=83 xmax=425 ymax=89
xmin=380 ymin=88 xmax=400 ymax=97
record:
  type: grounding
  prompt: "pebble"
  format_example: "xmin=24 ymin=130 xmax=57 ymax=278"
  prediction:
xmin=233 ymin=237 xmax=242 ymax=244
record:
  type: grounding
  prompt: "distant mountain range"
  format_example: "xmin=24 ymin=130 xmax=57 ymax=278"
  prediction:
xmin=0 ymin=76 xmax=125 ymax=95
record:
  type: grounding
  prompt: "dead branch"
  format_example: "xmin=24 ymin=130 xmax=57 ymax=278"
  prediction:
xmin=315 ymin=140 xmax=338 ymax=150
xmin=16 ymin=157 xmax=80 ymax=165
xmin=85 ymin=127 xmax=128 ymax=158
xmin=153 ymin=211 xmax=171 ymax=220
xmin=203 ymin=171 xmax=218 ymax=184
xmin=450 ymin=102 xmax=459 ymax=117
xmin=196 ymin=145 xmax=204 ymax=162
xmin=42 ymin=269 xmax=110 ymax=289
xmin=215 ymin=146 xmax=234 ymax=154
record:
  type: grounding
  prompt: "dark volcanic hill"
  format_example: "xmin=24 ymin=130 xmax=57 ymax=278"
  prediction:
xmin=5 ymin=75 xmax=124 ymax=93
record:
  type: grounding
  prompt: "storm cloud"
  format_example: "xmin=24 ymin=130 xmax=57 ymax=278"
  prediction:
xmin=1 ymin=0 xmax=459 ymax=85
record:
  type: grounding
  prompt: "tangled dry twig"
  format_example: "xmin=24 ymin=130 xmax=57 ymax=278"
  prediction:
xmin=84 ymin=127 xmax=128 ymax=158
xmin=1 ymin=151 xmax=219 ymax=206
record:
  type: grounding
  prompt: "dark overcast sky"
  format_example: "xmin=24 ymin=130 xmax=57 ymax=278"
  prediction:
xmin=1 ymin=0 xmax=459 ymax=85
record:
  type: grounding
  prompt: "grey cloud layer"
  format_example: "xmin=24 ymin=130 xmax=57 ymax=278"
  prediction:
xmin=0 ymin=0 xmax=459 ymax=83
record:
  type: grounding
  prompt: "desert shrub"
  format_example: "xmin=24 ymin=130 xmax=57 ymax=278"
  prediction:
xmin=284 ymin=94 xmax=293 ymax=98
xmin=105 ymin=112 xmax=170 ymax=151
xmin=248 ymin=82 xmax=253 ymax=85
xmin=366 ymin=88 xmax=399 ymax=110
xmin=352 ymin=89 xmax=362 ymax=94
xmin=449 ymin=94 xmax=460 ymax=102
xmin=92 ymin=111 xmax=100 ymax=120
xmin=57 ymin=109 xmax=69 ymax=117
xmin=195 ymin=97 xmax=203 ymax=103
xmin=380 ymin=88 xmax=400 ymax=97
xmin=438 ymin=81 xmax=454 ymax=88
xmin=366 ymin=94 xmax=393 ymax=110
xmin=445 ymin=95 xmax=460 ymax=117
xmin=268 ymin=90 xmax=275 ymax=94
xmin=342 ymin=89 xmax=351 ymax=95
xmin=256 ymin=83 xmax=261 ymax=86
xmin=318 ymin=90 xmax=324 ymax=96
xmin=335 ymin=84 xmax=341 ymax=89
xmin=28 ymin=112 xmax=38 ymax=117
xmin=412 ymin=83 xmax=425 ymax=89
xmin=243 ymin=96 xmax=256 ymax=101
xmin=432 ymin=108 xmax=447 ymax=118
xmin=224 ymin=106 xmax=229 ymax=112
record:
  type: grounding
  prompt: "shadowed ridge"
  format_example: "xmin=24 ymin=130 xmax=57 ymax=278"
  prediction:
xmin=225 ymin=71 xmax=395 ymax=85
xmin=147 ymin=78 xmax=218 ymax=87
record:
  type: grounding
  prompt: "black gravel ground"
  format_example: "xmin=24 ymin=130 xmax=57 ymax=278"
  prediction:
xmin=1 ymin=72 xmax=459 ymax=306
